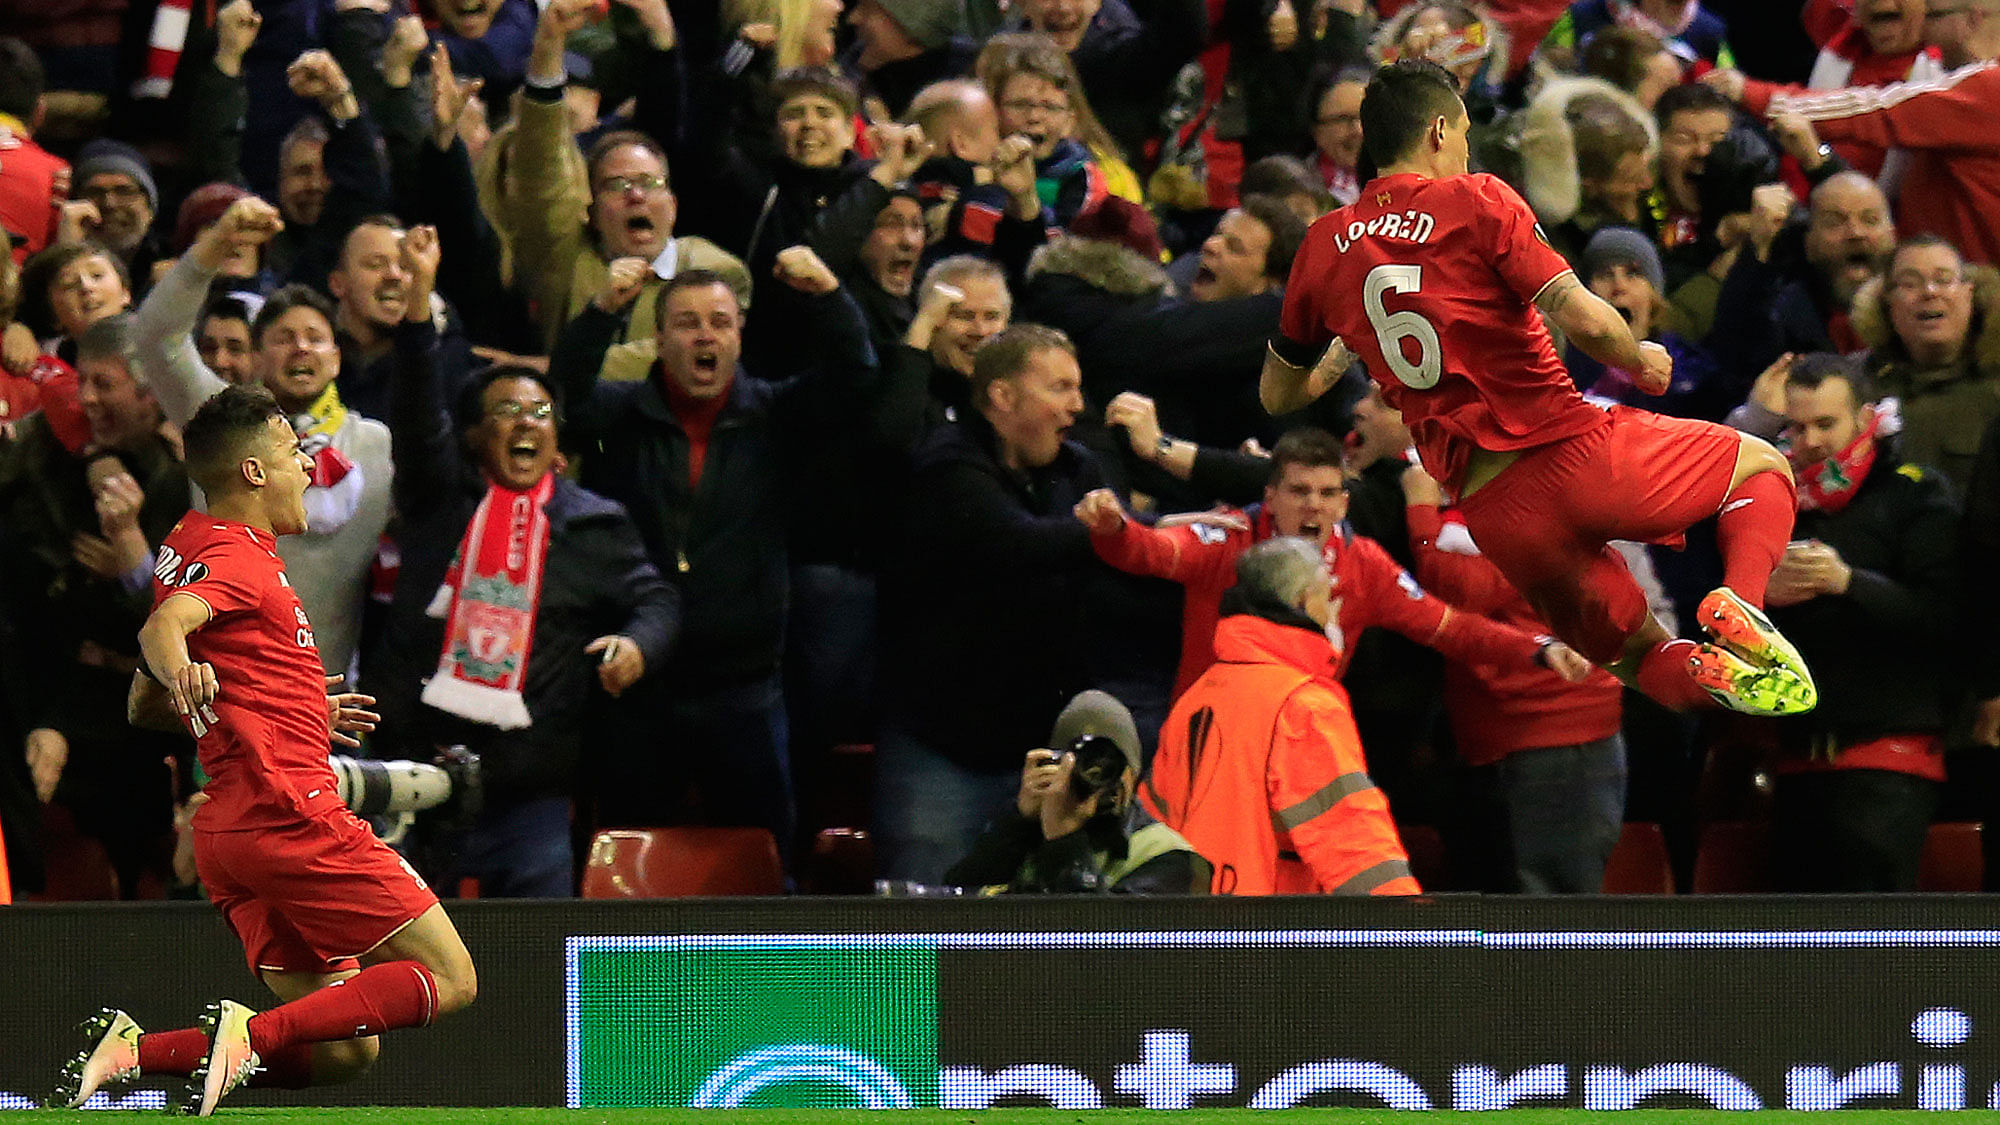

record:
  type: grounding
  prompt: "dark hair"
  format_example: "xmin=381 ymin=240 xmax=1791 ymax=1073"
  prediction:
xmin=457 ymin=364 xmax=563 ymax=433
xmin=338 ymin=213 xmax=407 ymax=269
xmin=19 ymin=241 xmax=131 ymax=338
xmin=1786 ymin=352 xmax=1877 ymax=404
xmin=0 ymin=37 xmax=44 ymax=121
xmin=1360 ymin=60 xmax=1466 ymax=172
xmin=183 ymin=383 xmax=287 ymax=496
xmin=771 ymin=66 xmax=860 ymax=120
xmin=1267 ymin=427 xmax=1345 ymax=484
xmin=652 ymin=268 xmax=741 ymax=324
xmin=1889 ymin=232 xmax=1962 ymax=271
xmin=1237 ymin=194 xmax=1310 ymax=283
xmin=969 ymin=322 xmax=1074 ymax=409
xmin=200 ymin=294 xmax=254 ymax=329
xmin=1578 ymin=26 xmax=1667 ymax=94
xmin=1240 ymin=156 xmax=1322 ymax=205
xmin=585 ymin=129 xmax=671 ymax=189
xmin=251 ymin=284 xmax=337 ymax=344
xmin=1654 ymin=81 xmax=1733 ymax=130
xmin=1305 ymin=64 xmax=1374 ymax=129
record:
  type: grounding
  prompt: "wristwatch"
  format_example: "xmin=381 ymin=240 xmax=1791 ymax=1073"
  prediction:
xmin=1156 ymin=434 xmax=1175 ymax=459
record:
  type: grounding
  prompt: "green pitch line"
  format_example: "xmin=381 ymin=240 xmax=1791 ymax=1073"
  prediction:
xmin=23 ymin=1104 xmax=2000 ymax=1112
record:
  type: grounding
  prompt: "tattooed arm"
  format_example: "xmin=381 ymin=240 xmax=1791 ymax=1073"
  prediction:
xmin=1534 ymin=270 xmax=1669 ymax=392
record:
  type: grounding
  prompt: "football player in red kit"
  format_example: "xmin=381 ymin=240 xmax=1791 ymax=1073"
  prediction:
xmin=52 ymin=384 xmax=476 ymax=1116
xmin=1263 ymin=60 xmax=1814 ymax=717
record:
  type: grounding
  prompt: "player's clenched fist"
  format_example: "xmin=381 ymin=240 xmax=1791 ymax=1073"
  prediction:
xmin=171 ymin=661 xmax=220 ymax=716
xmin=1634 ymin=340 xmax=1673 ymax=396
xmin=1073 ymin=488 xmax=1126 ymax=535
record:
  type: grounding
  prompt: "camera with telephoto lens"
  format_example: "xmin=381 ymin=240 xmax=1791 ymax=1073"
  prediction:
xmin=1059 ymin=734 xmax=1129 ymax=804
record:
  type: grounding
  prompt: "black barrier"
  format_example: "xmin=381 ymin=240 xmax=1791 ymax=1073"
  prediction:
xmin=7 ymin=896 xmax=2000 ymax=1110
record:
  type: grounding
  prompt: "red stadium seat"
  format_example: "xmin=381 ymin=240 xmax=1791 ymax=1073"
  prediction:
xmin=580 ymin=827 xmax=785 ymax=898
xmin=1600 ymin=822 xmax=1676 ymax=894
xmin=1692 ymin=820 xmax=1772 ymax=893
xmin=28 ymin=805 xmax=120 ymax=901
xmin=1918 ymin=822 xmax=1984 ymax=892
xmin=803 ymin=827 xmax=875 ymax=895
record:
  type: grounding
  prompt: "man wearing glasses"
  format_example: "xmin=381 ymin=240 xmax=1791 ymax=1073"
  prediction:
xmin=371 ymin=225 xmax=676 ymax=897
xmin=511 ymin=0 xmax=752 ymax=376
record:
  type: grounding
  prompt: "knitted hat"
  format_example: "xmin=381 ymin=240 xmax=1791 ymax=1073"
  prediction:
xmin=172 ymin=182 xmax=251 ymax=256
xmin=870 ymin=0 xmax=965 ymax=51
xmin=1050 ymin=689 xmax=1142 ymax=775
xmin=73 ymin=140 xmax=159 ymax=213
xmin=1068 ymin=197 xmax=1165 ymax=263
xmin=1581 ymin=226 xmax=1664 ymax=293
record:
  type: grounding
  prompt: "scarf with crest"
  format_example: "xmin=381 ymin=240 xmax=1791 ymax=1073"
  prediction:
xmin=290 ymin=383 xmax=365 ymax=534
xmin=421 ymin=472 xmax=556 ymax=729
xmin=1794 ymin=413 xmax=1880 ymax=515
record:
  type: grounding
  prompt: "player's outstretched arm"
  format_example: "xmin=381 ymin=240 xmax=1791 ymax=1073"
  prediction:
xmin=138 ymin=593 xmax=218 ymax=718
xmin=1534 ymin=271 xmax=1672 ymax=394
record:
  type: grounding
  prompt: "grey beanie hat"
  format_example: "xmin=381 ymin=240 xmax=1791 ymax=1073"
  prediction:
xmin=74 ymin=139 xmax=159 ymax=212
xmin=872 ymin=0 xmax=966 ymax=51
xmin=1580 ymin=226 xmax=1664 ymax=294
xmin=1050 ymin=690 xmax=1142 ymax=775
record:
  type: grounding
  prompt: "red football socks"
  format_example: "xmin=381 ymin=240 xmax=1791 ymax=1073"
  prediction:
xmin=1635 ymin=638 xmax=1717 ymax=711
xmin=137 ymin=1028 xmax=207 ymax=1077
xmin=1715 ymin=470 xmax=1795 ymax=608
xmin=246 ymin=961 xmax=439 ymax=1055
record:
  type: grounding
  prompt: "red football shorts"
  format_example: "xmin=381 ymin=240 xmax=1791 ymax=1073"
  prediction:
xmin=196 ymin=808 xmax=440 ymax=975
xmin=1458 ymin=406 xmax=1740 ymax=665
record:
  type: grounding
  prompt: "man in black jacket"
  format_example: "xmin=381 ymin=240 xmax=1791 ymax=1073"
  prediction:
xmin=370 ymin=229 xmax=677 ymax=897
xmin=1764 ymin=355 xmax=1963 ymax=891
xmin=552 ymin=248 xmax=875 ymax=866
xmin=876 ymin=322 xmax=1110 ymax=882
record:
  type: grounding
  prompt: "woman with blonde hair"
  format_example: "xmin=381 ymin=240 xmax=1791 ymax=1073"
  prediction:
xmin=975 ymin=32 xmax=1144 ymax=223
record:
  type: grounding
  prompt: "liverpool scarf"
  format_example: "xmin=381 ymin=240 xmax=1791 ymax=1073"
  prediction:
xmin=422 ymin=472 xmax=556 ymax=729
xmin=1794 ymin=414 xmax=1880 ymax=515
xmin=291 ymin=383 xmax=366 ymax=535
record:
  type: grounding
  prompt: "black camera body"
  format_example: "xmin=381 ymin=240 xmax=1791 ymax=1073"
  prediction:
xmin=1060 ymin=734 xmax=1129 ymax=804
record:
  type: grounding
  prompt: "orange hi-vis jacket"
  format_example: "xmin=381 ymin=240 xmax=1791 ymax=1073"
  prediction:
xmin=1141 ymin=613 xmax=1421 ymax=896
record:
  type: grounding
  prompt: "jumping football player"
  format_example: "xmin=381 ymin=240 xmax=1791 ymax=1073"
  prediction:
xmin=1263 ymin=60 xmax=1814 ymax=717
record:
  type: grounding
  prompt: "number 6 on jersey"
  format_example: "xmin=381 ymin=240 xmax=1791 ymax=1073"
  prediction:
xmin=1363 ymin=264 xmax=1443 ymax=389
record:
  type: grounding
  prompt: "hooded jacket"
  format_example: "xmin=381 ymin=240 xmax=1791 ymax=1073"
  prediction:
xmin=1852 ymin=263 xmax=2000 ymax=489
xmin=1510 ymin=75 xmax=1657 ymax=233
xmin=1143 ymin=607 xmax=1422 ymax=896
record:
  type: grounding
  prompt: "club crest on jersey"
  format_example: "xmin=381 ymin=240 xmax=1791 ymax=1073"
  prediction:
xmin=1376 ymin=190 xmax=1393 ymax=207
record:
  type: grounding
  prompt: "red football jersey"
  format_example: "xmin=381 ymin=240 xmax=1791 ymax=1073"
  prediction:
xmin=152 ymin=515 xmax=342 ymax=830
xmin=1279 ymin=172 xmax=1609 ymax=495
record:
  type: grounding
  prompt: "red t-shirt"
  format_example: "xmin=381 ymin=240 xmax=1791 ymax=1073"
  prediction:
xmin=1279 ymin=172 xmax=1608 ymax=495
xmin=153 ymin=515 xmax=341 ymax=831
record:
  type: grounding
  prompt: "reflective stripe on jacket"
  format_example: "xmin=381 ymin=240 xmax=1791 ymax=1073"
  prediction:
xmin=1142 ymin=614 xmax=1421 ymax=896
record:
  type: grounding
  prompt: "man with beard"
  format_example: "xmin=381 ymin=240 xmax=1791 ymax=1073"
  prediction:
xmin=325 ymin=217 xmax=475 ymax=421
xmin=1761 ymin=356 xmax=1961 ymax=891
xmin=132 ymin=198 xmax=393 ymax=682
xmin=67 ymin=142 xmax=165 ymax=292
xmin=1712 ymin=171 xmax=1897 ymax=383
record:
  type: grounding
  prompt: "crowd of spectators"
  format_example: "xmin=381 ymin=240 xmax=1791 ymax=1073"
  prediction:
xmin=1 ymin=0 xmax=1998 ymax=899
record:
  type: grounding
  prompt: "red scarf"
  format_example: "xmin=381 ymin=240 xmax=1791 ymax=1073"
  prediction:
xmin=421 ymin=472 xmax=556 ymax=729
xmin=1794 ymin=414 xmax=1879 ymax=515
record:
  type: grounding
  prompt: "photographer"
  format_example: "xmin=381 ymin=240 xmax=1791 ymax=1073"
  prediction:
xmin=944 ymin=691 xmax=1209 ymax=895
